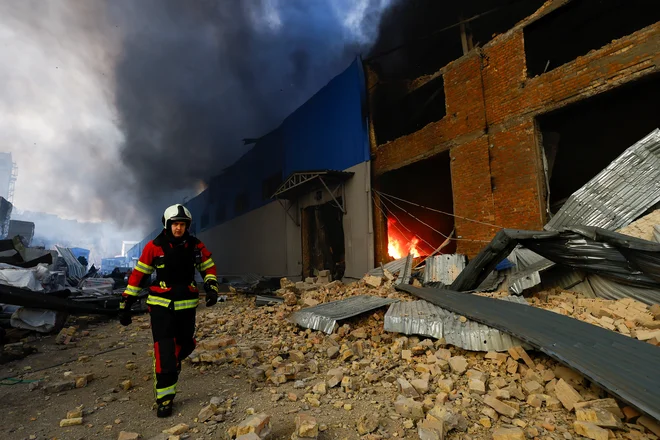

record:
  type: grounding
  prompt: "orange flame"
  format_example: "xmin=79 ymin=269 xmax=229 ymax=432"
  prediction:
xmin=387 ymin=218 xmax=421 ymax=259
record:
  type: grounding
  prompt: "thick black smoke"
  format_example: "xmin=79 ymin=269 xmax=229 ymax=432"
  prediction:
xmin=0 ymin=0 xmax=395 ymax=258
xmin=108 ymin=0 xmax=392 ymax=225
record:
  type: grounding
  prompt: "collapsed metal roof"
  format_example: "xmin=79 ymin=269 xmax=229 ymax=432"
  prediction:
xmin=384 ymin=297 xmax=531 ymax=352
xmin=289 ymin=295 xmax=398 ymax=334
xmin=450 ymin=227 xmax=660 ymax=303
xmin=422 ymin=254 xmax=467 ymax=285
xmin=546 ymin=128 xmax=660 ymax=231
xmin=55 ymin=246 xmax=86 ymax=279
xmin=397 ymin=284 xmax=660 ymax=421
xmin=368 ymin=254 xmax=414 ymax=286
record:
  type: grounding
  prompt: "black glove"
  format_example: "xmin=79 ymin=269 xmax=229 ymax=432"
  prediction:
xmin=204 ymin=280 xmax=219 ymax=307
xmin=119 ymin=297 xmax=135 ymax=326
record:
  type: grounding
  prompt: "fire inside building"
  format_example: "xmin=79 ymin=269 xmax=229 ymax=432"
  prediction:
xmin=128 ymin=0 xmax=660 ymax=281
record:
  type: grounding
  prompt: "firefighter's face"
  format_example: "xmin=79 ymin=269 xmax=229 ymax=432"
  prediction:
xmin=171 ymin=221 xmax=187 ymax=238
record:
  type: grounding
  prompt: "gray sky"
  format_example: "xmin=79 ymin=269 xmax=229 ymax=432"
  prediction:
xmin=0 ymin=0 xmax=393 ymax=254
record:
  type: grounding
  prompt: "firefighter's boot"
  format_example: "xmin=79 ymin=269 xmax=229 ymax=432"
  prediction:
xmin=157 ymin=397 xmax=174 ymax=418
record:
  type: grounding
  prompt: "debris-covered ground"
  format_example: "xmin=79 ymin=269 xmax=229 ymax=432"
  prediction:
xmin=1 ymin=278 xmax=659 ymax=440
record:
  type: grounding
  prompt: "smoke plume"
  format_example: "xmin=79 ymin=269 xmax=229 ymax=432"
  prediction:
xmin=110 ymin=0 xmax=394 ymax=225
xmin=0 ymin=0 xmax=395 ymax=256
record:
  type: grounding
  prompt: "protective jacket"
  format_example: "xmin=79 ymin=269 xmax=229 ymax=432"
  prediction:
xmin=122 ymin=230 xmax=217 ymax=310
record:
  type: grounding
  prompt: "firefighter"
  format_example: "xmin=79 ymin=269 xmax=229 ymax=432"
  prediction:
xmin=118 ymin=204 xmax=221 ymax=417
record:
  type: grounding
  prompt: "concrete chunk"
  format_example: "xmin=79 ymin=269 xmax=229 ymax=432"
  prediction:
xmin=576 ymin=407 xmax=623 ymax=429
xmin=468 ymin=378 xmax=486 ymax=395
xmin=236 ymin=434 xmax=261 ymax=440
xmin=66 ymin=408 xmax=83 ymax=419
xmin=522 ymin=381 xmax=543 ymax=395
xmin=326 ymin=368 xmax=343 ymax=387
xmin=411 ymin=378 xmax=430 ymax=395
xmin=555 ymin=378 xmax=583 ymax=411
xmin=294 ymin=413 xmax=318 ymax=439
xmin=235 ymin=413 xmax=270 ymax=438
xmin=492 ymin=427 xmax=525 ymax=440
xmin=526 ymin=394 xmax=543 ymax=408
xmin=289 ymin=350 xmax=305 ymax=363
xmin=448 ymin=356 xmax=467 ymax=374
xmin=397 ymin=377 xmax=420 ymax=398
xmin=44 ymin=380 xmax=76 ymax=394
xmin=394 ymin=395 xmax=424 ymax=420
xmin=364 ymin=275 xmax=383 ymax=288
xmin=312 ymin=381 xmax=327 ymax=395
xmin=356 ymin=413 xmax=380 ymax=435
xmin=162 ymin=424 xmax=189 ymax=435
xmin=435 ymin=348 xmax=451 ymax=360
xmin=638 ymin=416 xmax=660 ymax=437
xmin=437 ymin=379 xmax=454 ymax=393
xmin=418 ymin=419 xmax=445 ymax=440
xmin=574 ymin=399 xmax=624 ymax=419
xmin=573 ymin=421 xmax=608 ymax=440
xmin=649 ymin=303 xmax=660 ymax=319
xmin=59 ymin=417 xmax=83 ymax=427
xmin=198 ymin=404 xmax=218 ymax=422
xmin=117 ymin=432 xmax=140 ymax=440
xmin=483 ymin=396 xmax=518 ymax=418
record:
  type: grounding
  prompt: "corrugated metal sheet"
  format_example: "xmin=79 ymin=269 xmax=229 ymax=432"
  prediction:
xmin=55 ymin=246 xmax=86 ymax=279
xmin=384 ymin=298 xmax=531 ymax=352
xmin=423 ymin=254 xmax=466 ymax=285
xmin=394 ymin=254 xmax=414 ymax=286
xmin=546 ymin=129 xmax=660 ymax=231
xmin=585 ymin=275 xmax=660 ymax=305
xmin=79 ymin=278 xmax=115 ymax=295
xmin=398 ymin=284 xmax=660 ymax=421
xmin=509 ymin=258 xmax=555 ymax=294
xmin=255 ymin=295 xmax=284 ymax=306
xmin=239 ymin=273 xmax=265 ymax=284
xmin=289 ymin=295 xmax=398 ymax=334
xmin=654 ymin=225 xmax=660 ymax=243
xmin=475 ymin=271 xmax=506 ymax=292
xmin=539 ymin=268 xmax=596 ymax=298
xmin=368 ymin=255 xmax=409 ymax=277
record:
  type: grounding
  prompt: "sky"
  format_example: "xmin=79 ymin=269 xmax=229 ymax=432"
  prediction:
xmin=0 ymin=0 xmax=395 ymax=257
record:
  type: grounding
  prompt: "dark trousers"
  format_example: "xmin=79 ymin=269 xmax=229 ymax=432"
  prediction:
xmin=150 ymin=305 xmax=197 ymax=403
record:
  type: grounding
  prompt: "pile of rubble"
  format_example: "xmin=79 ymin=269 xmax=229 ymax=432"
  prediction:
xmin=0 ymin=241 xmax=133 ymax=363
xmin=186 ymin=275 xmax=660 ymax=440
xmin=525 ymin=291 xmax=660 ymax=344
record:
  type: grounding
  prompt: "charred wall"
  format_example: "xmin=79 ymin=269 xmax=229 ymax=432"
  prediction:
xmin=525 ymin=0 xmax=660 ymax=77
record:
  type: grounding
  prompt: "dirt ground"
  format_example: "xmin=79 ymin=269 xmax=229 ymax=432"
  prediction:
xmin=0 ymin=302 xmax=400 ymax=440
xmin=2 ymin=284 xmax=658 ymax=440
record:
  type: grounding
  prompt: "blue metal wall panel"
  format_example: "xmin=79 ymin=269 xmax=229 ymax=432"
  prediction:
xmin=132 ymin=57 xmax=368 ymax=250
xmin=186 ymin=57 xmax=367 ymax=232
xmin=282 ymin=57 xmax=369 ymax=176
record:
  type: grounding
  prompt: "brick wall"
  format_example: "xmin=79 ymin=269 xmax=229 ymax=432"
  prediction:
xmin=371 ymin=17 xmax=660 ymax=257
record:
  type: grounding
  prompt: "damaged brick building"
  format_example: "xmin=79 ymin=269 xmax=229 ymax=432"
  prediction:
xmin=367 ymin=0 xmax=660 ymax=264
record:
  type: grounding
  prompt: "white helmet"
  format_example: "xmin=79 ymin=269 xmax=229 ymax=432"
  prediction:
xmin=162 ymin=204 xmax=192 ymax=229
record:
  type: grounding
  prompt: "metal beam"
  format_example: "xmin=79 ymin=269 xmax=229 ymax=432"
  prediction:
xmin=277 ymin=198 xmax=300 ymax=226
xmin=319 ymin=177 xmax=346 ymax=214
